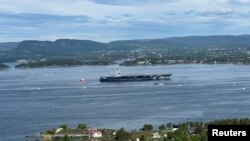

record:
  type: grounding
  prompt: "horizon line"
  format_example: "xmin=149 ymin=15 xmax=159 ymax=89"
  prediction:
xmin=1 ymin=34 xmax=250 ymax=44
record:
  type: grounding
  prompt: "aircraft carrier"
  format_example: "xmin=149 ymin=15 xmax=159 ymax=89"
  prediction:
xmin=100 ymin=68 xmax=172 ymax=82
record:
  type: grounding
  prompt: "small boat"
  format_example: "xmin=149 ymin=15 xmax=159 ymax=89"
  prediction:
xmin=80 ymin=78 xmax=86 ymax=83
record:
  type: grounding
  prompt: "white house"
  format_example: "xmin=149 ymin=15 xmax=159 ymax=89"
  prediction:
xmin=152 ymin=132 xmax=161 ymax=139
xmin=92 ymin=131 xmax=102 ymax=138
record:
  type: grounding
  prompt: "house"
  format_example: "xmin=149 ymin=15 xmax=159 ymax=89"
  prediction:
xmin=172 ymin=127 xmax=178 ymax=132
xmin=17 ymin=59 xmax=28 ymax=64
xmin=188 ymin=127 xmax=196 ymax=134
xmin=92 ymin=131 xmax=102 ymax=138
xmin=55 ymin=128 xmax=63 ymax=134
xmin=87 ymin=128 xmax=98 ymax=134
xmin=172 ymin=125 xmax=179 ymax=132
xmin=87 ymin=128 xmax=102 ymax=138
xmin=152 ymin=132 xmax=161 ymax=139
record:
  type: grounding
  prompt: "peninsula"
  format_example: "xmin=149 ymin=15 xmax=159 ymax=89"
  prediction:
xmin=0 ymin=63 xmax=9 ymax=70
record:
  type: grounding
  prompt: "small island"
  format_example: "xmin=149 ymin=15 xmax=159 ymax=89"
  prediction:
xmin=15 ymin=58 xmax=115 ymax=68
xmin=0 ymin=63 xmax=9 ymax=70
xmin=30 ymin=118 xmax=250 ymax=141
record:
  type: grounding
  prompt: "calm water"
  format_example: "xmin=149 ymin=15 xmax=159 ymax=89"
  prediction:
xmin=1 ymin=64 xmax=250 ymax=141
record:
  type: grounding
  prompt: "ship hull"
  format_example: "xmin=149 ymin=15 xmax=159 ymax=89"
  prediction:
xmin=100 ymin=74 xmax=172 ymax=82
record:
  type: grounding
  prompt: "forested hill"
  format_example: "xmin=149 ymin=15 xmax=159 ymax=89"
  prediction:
xmin=0 ymin=42 xmax=19 ymax=51
xmin=1 ymin=35 xmax=250 ymax=62
xmin=10 ymin=39 xmax=108 ymax=56
xmin=108 ymin=35 xmax=250 ymax=50
xmin=0 ymin=63 xmax=9 ymax=69
xmin=6 ymin=35 xmax=250 ymax=54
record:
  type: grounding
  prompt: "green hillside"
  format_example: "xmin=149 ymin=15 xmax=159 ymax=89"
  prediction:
xmin=0 ymin=63 xmax=9 ymax=70
xmin=1 ymin=35 xmax=250 ymax=64
xmin=0 ymin=42 xmax=19 ymax=51
xmin=108 ymin=35 xmax=250 ymax=50
xmin=11 ymin=39 xmax=108 ymax=56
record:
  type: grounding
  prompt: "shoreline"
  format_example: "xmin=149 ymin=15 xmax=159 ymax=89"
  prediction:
xmin=33 ymin=118 xmax=250 ymax=141
xmin=14 ymin=64 xmax=117 ymax=69
xmin=0 ymin=63 xmax=9 ymax=70
xmin=8 ymin=62 xmax=250 ymax=69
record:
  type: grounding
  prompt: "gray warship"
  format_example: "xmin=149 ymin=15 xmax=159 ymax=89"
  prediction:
xmin=100 ymin=68 xmax=172 ymax=82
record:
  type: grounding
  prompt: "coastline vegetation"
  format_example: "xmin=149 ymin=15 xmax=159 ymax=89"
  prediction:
xmin=119 ymin=47 xmax=250 ymax=66
xmin=0 ymin=63 xmax=9 ymax=70
xmin=39 ymin=118 xmax=250 ymax=141
xmin=15 ymin=58 xmax=115 ymax=68
xmin=13 ymin=47 xmax=250 ymax=68
xmin=2 ymin=36 xmax=250 ymax=67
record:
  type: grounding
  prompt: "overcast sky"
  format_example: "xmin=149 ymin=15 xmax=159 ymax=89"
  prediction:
xmin=1 ymin=0 xmax=250 ymax=42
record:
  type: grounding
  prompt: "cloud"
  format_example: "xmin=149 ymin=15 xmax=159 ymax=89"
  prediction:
xmin=199 ymin=9 xmax=236 ymax=17
xmin=228 ymin=0 xmax=250 ymax=4
xmin=0 ymin=13 xmax=90 ymax=26
xmin=89 ymin=0 xmax=179 ymax=6
xmin=0 ymin=0 xmax=250 ymax=42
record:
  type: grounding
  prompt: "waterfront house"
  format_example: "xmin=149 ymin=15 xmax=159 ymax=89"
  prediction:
xmin=152 ymin=132 xmax=161 ymax=139
xmin=87 ymin=128 xmax=102 ymax=138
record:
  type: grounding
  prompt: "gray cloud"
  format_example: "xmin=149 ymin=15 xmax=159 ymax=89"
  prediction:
xmin=0 ymin=0 xmax=249 ymax=42
xmin=0 ymin=13 xmax=90 ymax=26
xmin=89 ymin=0 xmax=179 ymax=6
xmin=122 ymin=13 xmax=133 ymax=17
xmin=164 ymin=10 xmax=196 ymax=17
xmin=228 ymin=0 xmax=250 ymax=5
xmin=183 ymin=10 xmax=196 ymax=16
xmin=199 ymin=10 xmax=236 ymax=17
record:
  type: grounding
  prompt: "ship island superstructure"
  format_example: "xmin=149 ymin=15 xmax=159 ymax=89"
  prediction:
xmin=100 ymin=68 xmax=172 ymax=82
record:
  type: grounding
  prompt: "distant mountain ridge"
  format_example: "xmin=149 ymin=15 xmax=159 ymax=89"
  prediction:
xmin=10 ymin=39 xmax=107 ymax=55
xmin=0 ymin=42 xmax=19 ymax=51
xmin=108 ymin=35 xmax=250 ymax=49
xmin=2 ymin=35 xmax=250 ymax=57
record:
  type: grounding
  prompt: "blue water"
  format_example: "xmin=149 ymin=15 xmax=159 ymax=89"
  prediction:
xmin=1 ymin=64 xmax=250 ymax=141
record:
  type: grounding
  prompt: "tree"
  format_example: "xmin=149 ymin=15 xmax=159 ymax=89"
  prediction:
xmin=166 ymin=123 xmax=173 ymax=129
xmin=77 ymin=123 xmax=87 ymax=130
xmin=59 ymin=124 xmax=68 ymax=130
xmin=159 ymin=124 xmax=166 ymax=131
xmin=140 ymin=135 xmax=145 ymax=141
xmin=63 ymin=134 xmax=70 ymax=141
xmin=141 ymin=124 xmax=153 ymax=131
xmin=46 ymin=130 xmax=55 ymax=135
xmin=115 ymin=128 xmax=131 ymax=141
xmin=179 ymin=123 xmax=188 ymax=132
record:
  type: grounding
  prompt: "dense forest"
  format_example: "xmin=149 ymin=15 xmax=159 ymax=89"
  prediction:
xmin=15 ymin=58 xmax=115 ymax=68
